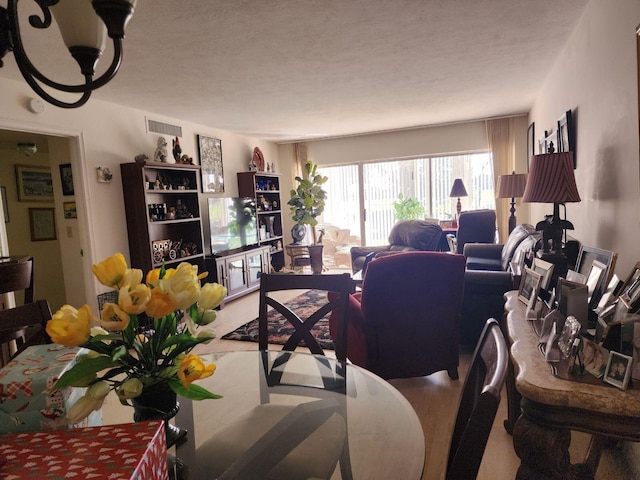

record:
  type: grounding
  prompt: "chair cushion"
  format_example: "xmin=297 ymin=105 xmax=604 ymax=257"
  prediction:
xmin=500 ymin=224 xmax=537 ymax=270
xmin=388 ymin=220 xmax=445 ymax=251
xmin=465 ymin=257 xmax=502 ymax=271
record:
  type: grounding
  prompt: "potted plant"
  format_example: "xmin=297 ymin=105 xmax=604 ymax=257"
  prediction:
xmin=288 ymin=160 xmax=328 ymax=273
xmin=393 ymin=193 xmax=425 ymax=220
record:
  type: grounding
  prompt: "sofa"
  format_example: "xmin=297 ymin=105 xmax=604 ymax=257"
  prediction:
xmin=350 ymin=220 xmax=449 ymax=273
xmin=461 ymin=224 xmax=540 ymax=345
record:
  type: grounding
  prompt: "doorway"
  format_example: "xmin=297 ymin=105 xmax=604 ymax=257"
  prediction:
xmin=0 ymin=129 xmax=88 ymax=311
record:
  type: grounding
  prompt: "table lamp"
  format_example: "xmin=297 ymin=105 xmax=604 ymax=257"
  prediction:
xmin=496 ymin=171 xmax=528 ymax=234
xmin=522 ymin=153 xmax=580 ymax=253
xmin=449 ymin=178 xmax=468 ymax=222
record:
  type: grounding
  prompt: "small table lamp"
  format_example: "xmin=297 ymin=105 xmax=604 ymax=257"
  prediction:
xmin=496 ymin=171 xmax=528 ymax=234
xmin=449 ymin=178 xmax=468 ymax=221
xmin=522 ymin=153 xmax=580 ymax=253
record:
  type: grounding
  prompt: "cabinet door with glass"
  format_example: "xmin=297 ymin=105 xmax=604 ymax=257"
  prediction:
xmin=247 ymin=248 xmax=269 ymax=288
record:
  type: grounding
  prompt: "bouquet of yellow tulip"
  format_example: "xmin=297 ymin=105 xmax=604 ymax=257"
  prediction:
xmin=45 ymin=253 xmax=226 ymax=423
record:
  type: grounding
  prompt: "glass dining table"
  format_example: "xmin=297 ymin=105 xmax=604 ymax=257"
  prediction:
xmin=171 ymin=350 xmax=425 ymax=479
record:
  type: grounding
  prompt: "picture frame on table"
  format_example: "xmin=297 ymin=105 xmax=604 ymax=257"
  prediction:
xmin=585 ymin=260 xmax=608 ymax=306
xmin=582 ymin=337 xmax=608 ymax=378
xmin=59 ymin=163 xmax=74 ymax=196
xmin=603 ymin=350 xmax=632 ymax=390
xmin=518 ymin=267 xmax=542 ymax=308
xmin=28 ymin=207 xmax=56 ymax=241
xmin=532 ymin=257 xmax=554 ymax=291
xmin=197 ymin=135 xmax=224 ymax=193
xmin=557 ymin=110 xmax=576 ymax=168
xmin=575 ymin=246 xmax=617 ymax=307
xmin=618 ymin=261 xmax=640 ymax=311
xmin=15 ymin=164 xmax=54 ymax=202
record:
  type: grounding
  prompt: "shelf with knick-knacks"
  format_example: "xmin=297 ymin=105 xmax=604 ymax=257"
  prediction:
xmin=121 ymin=161 xmax=206 ymax=274
xmin=237 ymin=171 xmax=285 ymax=271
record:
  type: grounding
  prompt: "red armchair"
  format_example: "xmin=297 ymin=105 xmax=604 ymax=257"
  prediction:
xmin=330 ymin=251 xmax=466 ymax=380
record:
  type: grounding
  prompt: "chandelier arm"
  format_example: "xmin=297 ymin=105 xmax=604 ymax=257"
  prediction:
xmin=15 ymin=59 xmax=92 ymax=107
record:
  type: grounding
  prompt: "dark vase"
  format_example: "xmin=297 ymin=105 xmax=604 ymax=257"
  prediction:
xmin=132 ymin=381 xmax=186 ymax=448
xmin=291 ymin=224 xmax=306 ymax=244
xmin=308 ymin=244 xmax=324 ymax=274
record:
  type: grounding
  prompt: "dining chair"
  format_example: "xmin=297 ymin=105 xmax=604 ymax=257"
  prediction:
xmin=258 ymin=272 xmax=354 ymax=362
xmin=197 ymin=273 xmax=355 ymax=479
xmin=0 ymin=256 xmax=35 ymax=306
xmin=446 ymin=318 xmax=509 ymax=480
xmin=0 ymin=299 xmax=52 ymax=366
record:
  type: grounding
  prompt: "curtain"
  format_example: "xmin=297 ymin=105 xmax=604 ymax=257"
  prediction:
xmin=486 ymin=118 xmax=516 ymax=243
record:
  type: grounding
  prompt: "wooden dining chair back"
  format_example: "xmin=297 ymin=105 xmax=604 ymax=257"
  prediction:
xmin=258 ymin=272 xmax=354 ymax=362
xmin=0 ymin=299 xmax=52 ymax=366
xmin=0 ymin=256 xmax=35 ymax=305
xmin=446 ymin=318 xmax=508 ymax=480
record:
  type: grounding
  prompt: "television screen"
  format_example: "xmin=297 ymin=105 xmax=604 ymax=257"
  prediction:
xmin=208 ymin=197 xmax=259 ymax=254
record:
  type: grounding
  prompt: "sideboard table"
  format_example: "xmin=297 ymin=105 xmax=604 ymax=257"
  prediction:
xmin=504 ymin=291 xmax=640 ymax=479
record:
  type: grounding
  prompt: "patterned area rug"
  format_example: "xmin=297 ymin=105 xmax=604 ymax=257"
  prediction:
xmin=221 ymin=289 xmax=334 ymax=350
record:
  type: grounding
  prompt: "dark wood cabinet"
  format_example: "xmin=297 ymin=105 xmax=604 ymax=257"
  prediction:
xmin=120 ymin=161 xmax=205 ymax=274
xmin=237 ymin=172 xmax=285 ymax=271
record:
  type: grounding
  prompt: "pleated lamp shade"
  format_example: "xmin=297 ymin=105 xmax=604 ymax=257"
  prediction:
xmin=522 ymin=153 xmax=580 ymax=204
xmin=496 ymin=172 xmax=528 ymax=199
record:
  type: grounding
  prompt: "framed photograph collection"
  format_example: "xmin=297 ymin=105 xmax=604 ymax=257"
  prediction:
xmin=603 ymin=351 xmax=632 ymax=390
xmin=557 ymin=110 xmax=576 ymax=168
xmin=518 ymin=267 xmax=542 ymax=308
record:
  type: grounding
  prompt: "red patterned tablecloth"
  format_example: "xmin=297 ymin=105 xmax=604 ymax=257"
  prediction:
xmin=0 ymin=420 xmax=168 ymax=479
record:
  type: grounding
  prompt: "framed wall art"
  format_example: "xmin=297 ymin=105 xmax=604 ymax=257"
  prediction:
xmin=15 ymin=164 xmax=54 ymax=202
xmin=59 ymin=163 xmax=75 ymax=196
xmin=28 ymin=207 xmax=57 ymax=241
xmin=63 ymin=201 xmax=77 ymax=219
xmin=1 ymin=186 xmax=8 ymax=223
xmin=557 ymin=109 xmax=576 ymax=168
xmin=197 ymin=135 xmax=224 ymax=193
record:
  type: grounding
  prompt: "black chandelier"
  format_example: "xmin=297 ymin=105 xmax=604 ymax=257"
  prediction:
xmin=0 ymin=0 xmax=136 ymax=108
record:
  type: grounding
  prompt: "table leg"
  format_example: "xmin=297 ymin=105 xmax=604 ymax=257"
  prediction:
xmin=513 ymin=415 xmax=595 ymax=480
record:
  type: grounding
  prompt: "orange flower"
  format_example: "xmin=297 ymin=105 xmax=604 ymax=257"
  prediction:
xmin=145 ymin=289 xmax=174 ymax=319
xmin=178 ymin=354 xmax=216 ymax=388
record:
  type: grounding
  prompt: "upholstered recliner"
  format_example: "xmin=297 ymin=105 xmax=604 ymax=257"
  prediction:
xmin=350 ymin=220 xmax=449 ymax=274
xmin=461 ymin=224 xmax=539 ymax=345
xmin=448 ymin=209 xmax=497 ymax=254
xmin=330 ymin=251 xmax=466 ymax=380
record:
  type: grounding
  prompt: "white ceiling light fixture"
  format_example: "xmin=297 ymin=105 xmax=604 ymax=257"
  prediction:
xmin=0 ymin=0 xmax=136 ymax=109
xmin=17 ymin=142 xmax=37 ymax=156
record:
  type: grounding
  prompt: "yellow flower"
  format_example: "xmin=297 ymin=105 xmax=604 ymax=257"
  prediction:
xmin=46 ymin=304 xmax=93 ymax=347
xmin=66 ymin=395 xmax=98 ymax=424
xmin=146 ymin=267 xmax=162 ymax=287
xmin=117 ymin=378 xmax=143 ymax=400
xmin=178 ymin=354 xmax=216 ymax=388
xmin=163 ymin=263 xmax=200 ymax=310
xmin=145 ymin=290 xmax=174 ymax=319
xmin=92 ymin=253 xmax=127 ymax=288
xmin=100 ymin=303 xmax=130 ymax=331
xmin=121 ymin=268 xmax=143 ymax=288
xmin=197 ymin=308 xmax=217 ymax=326
xmin=118 ymin=283 xmax=151 ymax=315
xmin=199 ymin=283 xmax=226 ymax=310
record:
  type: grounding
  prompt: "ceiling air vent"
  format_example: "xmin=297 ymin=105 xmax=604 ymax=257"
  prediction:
xmin=147 ymin=118 xmax=182 ymax=138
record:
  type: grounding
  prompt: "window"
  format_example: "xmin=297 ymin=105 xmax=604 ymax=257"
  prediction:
xmin=319 ymin=152 xmax=494 ymax=247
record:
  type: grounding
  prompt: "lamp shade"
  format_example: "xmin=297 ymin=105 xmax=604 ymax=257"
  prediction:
xmin=522 ymin=153 xmax=580 ymax=204
xmin=496 ymin=172 xmax=528 ymax=199
xmin=51 ymin=0 xmax=108 ymax=52
xmin=449 ymin=178 xmax=468 ymax=198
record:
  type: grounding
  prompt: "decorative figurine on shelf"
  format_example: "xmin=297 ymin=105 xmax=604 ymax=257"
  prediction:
xmin=271 ymin=162 xmax=275 ymax=172
xmin=135 ymin=153 xmax=149 ymax=163
xmin=172 ymin=137 xmax=182 ymax=163
xmin=179 ymin=154 xmax=194 ymax=165
xmin=175 ymin=199 xmax=193 ymax=219
xmin=253 ymin=147 xmax=265 ymax=171
xmin=154 ymin=136 xmax=168 ymax=163
xmin=249 ymin=157 xmax=257 ymax=172
xmin=266 ymin=163 xmax=271 ymax=172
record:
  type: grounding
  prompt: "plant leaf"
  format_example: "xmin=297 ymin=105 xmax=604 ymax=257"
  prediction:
xmin=55 ymin=356 xmax=119 ymax=388
xmin=167 ymin=378 xmax=222 ymax=400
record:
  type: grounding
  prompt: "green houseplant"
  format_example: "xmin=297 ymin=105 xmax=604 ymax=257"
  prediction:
xmin=393 ymin=193 xmax=425 ymax=220
xmin=288 ymin=160 xmax=328 ymax=272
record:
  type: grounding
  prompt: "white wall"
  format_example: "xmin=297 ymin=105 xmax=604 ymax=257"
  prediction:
xmin=530 ymin=0 xmax=640 ymax=272
xmin=0 ymin=77 xmax=278 ymax=310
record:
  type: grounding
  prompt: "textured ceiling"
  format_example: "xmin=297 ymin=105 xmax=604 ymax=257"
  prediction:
xmin=0 ymin=0 xmax=588 ymax=143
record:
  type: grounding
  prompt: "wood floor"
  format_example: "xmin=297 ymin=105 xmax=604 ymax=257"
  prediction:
xmin=103 ymin=281 xmax=637 ymax=479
